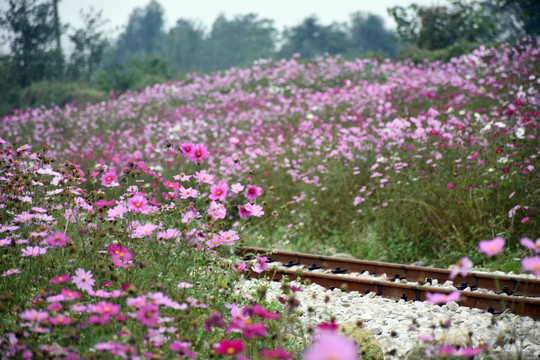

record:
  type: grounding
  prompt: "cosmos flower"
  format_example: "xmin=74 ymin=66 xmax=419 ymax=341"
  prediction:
xmin=478 ymin=237 xmax=505 ymax=257
xmin=72 ymin=268 xmax=95 ymax=292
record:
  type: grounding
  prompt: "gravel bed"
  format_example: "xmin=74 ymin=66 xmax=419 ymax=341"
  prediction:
xmin=235 ymin=278 xmax=540 ymax=359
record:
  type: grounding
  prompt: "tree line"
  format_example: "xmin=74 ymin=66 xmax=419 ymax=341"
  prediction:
xmin=0 ymin=0 xmax=538 ymax=115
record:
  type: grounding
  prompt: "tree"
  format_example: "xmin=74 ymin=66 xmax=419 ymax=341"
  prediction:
xmin=495 ymin=0 xmax=540 ymax=36
xmin=203 ymin=13 xmax=277 ymax=71
xmin=112 ymin=0 xmax=166 ymax=63
xmin=67 ymin=7 xmax=108 ymax=81
xmin=0 ymin=0 xmax=65 ymax=86
xmin=279 ymin=16 xmax=348 ymax=59
xmin=347 ymin=12 xmax=398 ymax=58
xmin=388 ymin=1 xmax=497 ymax=50
xmin=165 ymin=19 xmax=205 ymax=74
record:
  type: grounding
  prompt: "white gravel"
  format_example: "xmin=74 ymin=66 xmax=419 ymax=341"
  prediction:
xmin=236 ymin=278 xmax=540 ymax=359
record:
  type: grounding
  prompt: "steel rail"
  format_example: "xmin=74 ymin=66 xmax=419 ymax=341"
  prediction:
xmin=239 ymin=246 xmax=540 ymax=319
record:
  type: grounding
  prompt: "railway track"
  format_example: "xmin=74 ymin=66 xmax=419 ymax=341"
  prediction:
xmin=238 ymin=246 xmax=540 ymax=320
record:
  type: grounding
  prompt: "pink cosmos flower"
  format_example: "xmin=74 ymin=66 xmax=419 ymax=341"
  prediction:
xmin=179 ymin=186 xmax=198 ymax=199
xmin=2 ymin=268 xmax=20 ymax=276
xmin=209 ymin=183 xmax=228 ymax=201
xmin=21 ymin=246 xmax=46 ymax=257
xmin=439 ymin=345 xmax=457 ymax=356
xmin=251 ymin=256 xmax=268 ymax=273
xmin=522 ymin=256 xmax=540 ymax=275
xmin=177 ymin=282 xmax=193 ymax=288
xmin=101 ymin=170 xmax=118 ymax=186
xmin=50 ymin=273 xmax=72 ymax=284
xmin=137 ymin=302 xmax=160 ymax=327
xmin=231 ymin=183 xmax=244 ymax=193
xmin=215 ymin=339 xmax=244 ymax=356
xmin=127 ymin=193 xmax=148 ymax=212
xmin=182 ymin=208 xmax=201 ymax=224
xmin=46 ymin=231 xmax=69 ymax=247
xmin=187 ymin=144 xmax=210 ymax=163
xmin=169 ymin=340 xmax=196 ymax=358
xmin=220 ymin=230 xmax=239 ymax=245
xmin=232 ymin=262 xmax=247 ymax=271
xmin=238 ymin=204 xmax=253 ymax=219
xmin=94 ymin=301 xmax=121 ymax=316
xmin=303 ymin=331 xmax=357 ymax=360
xmin=455 ymin=346 xmax=483 ymax=358
xmin=425 ymin=291 xmax=461 ymax=304
xmin=478 ymin=237 xmax=505 ymax=257
xmin=61 ymin=288 xmax=81 ymax=300
xmin=50 ymin=314 xmax=71 ymax=325
xmin=245 ymin=184 xmax=262 ymax=201
xmin=449 ymin=257 xmax=473 ymax=279
xmin=108 ymin=244 xmax=133 ymax=261
xmin=173 ymin=172 xmax=192 ymax=182
xmin=133 ymin=223 xmax=159 ymax=238
xmin=20 ymin=309 xmax=49 ymax=322
xmin=94 ymin=199 xmax=115 ymax=207
xmin=208 ymin=201 xmax=227 ymax=220
xmin=447 ymin=183 xmax=455 ymax=189
xmin=64 ymin=208 xmax=77 ymax=222
xmin=72 ymin=268 xmax=95 ymax=292
xmin=179 ymin=142 xmax=195 ymax=156
xmin=520 ymin=237 xmax=540 ymax=253
xmin=261 ymin=348 xmax=293 ymax=359
xmin=195 ymin=170 xmax=214 ymax=184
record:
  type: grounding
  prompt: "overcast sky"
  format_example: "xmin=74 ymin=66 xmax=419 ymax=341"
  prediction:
xmin=59 ymin=0 xmax=444 ymax=35
xmin=0 ymin=0 xmax=446 ymax=54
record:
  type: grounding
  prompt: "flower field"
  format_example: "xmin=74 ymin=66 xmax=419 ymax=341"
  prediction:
xmin=0 ymin=38 xmax=539 ymax=359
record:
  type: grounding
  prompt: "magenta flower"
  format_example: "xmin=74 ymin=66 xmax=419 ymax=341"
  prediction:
xmin=137 ymin=302 xmax=160 ymax=327
xmin=449 ymin=257 xmax=473 ymax=279
xmin=21 ymin=246 xmax=46 ymax=257
xmin=170 ymin=340 xmax=196 ymax=358
xmin=94 ymin=301 xmax=121 ymax=316
xmin=439 ymin=345 xmax=456 ymax=356
xmin=50 ymin=273 xmax=72 ymax=284
xmin=478 ymin=236 xmax=505 ymax=257
xmin=179 ymin=142 xmax=195 ymax=156
xmin=101 ymin=170 xmax=118 ymax=186
xmin=522 ymin=256 xmax=540 ymax=275
xmin=215 ymin=339 xmax=244 ymax=356
xmin=209 ymin=182 xmax=228 ymax=201
xmin=187 ymin=144 xmax=210 ymax=162
xmin=447 ymin=183 xmax=455 ymax=189
xmin=61 ymin=288 xmax=81 ymax=300
xmin=245 ymin=184 xmax=263 ymax=201
xmin=425 ymin=291 xmax=461 ymax=304
xmin=261 ymin=348 xmax=293 ymax=359
xmin=50 ymin=314 xmax=71 ymax=325
xmin=238 ymin=204 xmax=253 ymax=219
xmin=108 ymin=244 xmax=133 ymax=261
xmin=72 ymin=268 xmax=95 ymax=292
xmin=127 ymin=193 xmax=148 ymax=212
xmin=303 ymin=331 xmax=357 ymax=360
xmin=46 ymin=231 xmax=69 ymax=247
xmin=520 ymin=237 xmax=540 ymax=253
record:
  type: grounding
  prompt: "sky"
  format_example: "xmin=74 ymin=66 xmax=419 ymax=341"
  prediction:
xmin=59 ymin=0 xmax=444 ymax=35
xmin=0 ymin=0 xmax=445 ymax=54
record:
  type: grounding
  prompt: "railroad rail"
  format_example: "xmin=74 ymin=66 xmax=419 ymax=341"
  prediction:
xmin=238 ymin=246 xmax=540 ymax=320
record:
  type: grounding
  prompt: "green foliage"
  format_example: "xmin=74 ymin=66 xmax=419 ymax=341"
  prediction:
xmin=66 ymin=7 xmax=108 ymax=82
xmin=96 ymin=55 xmax=172 ymax=92
xmin=203 ymin=13 xmax=277 ymax=71
xmin=17 ymin=80 xmax=105 ymax=110
xmin=0 ymin=0 xmax=64 ymax=86
xmin=388 ymin=0 xmax=515 ymax=50
xmin=279 ymin=16 xmax=349 ymax=59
